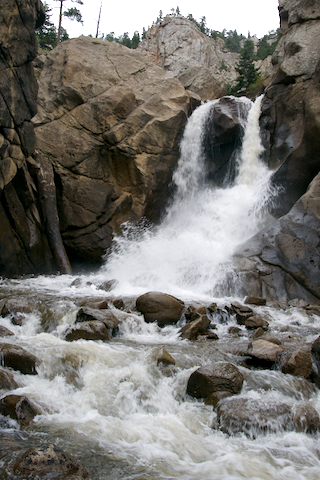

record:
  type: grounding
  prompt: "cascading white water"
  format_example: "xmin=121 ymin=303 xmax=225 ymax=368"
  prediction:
xmin=98 ymin=95 xmax=274 ymax=300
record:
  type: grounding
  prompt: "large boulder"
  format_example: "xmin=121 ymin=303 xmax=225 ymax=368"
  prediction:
xmin=34 ymin=37 xmax=192 ymax=264
xmin=136 ymin=291 xmax=184 ymax=326
xmin=187 ymin=362 xmax=243 ymax=399
xmin=0 ymin=0 xmax=57 ymax=277
xmin=260 ymin=0 xmax=320 ymax=217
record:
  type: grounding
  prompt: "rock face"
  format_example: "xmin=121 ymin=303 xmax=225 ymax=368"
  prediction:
xmin=234 ymin=173 xmax=320 ymax=303
xmin=260 ymin=0 xmax=320 ymax=217
xmin=0 ymin=0 xmax=59 ymax=277
xmin=202 ymin=96 xmax=252 ymax=185
xmin=138 ymin=16 xmax=239 ymax=101
xmin=34 ymin=37 xmax=192 ymax=263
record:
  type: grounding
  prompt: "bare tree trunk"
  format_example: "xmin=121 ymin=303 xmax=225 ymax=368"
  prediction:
xmin=57 ymin=0 xmax=63 ymax=44
xmin=37 ymin=155 xmax=72 ymax=274
xmin=95 ymin=3 xmax=102 ymax=38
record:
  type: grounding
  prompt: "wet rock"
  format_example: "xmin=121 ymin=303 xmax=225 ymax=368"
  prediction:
xmin=206 ymin=331 xmax=219 ymax=340
xmin=281 ymin=350 xmax=313 ymax=378
xmin=216 ymin=397 xmax=292 ymax=436
xmin=187 ymin=362 xmax=243 ymax=399
xmin=207 ymin=303 xmax=217 ymax=313
xmin=14 ymin=443 xmax=88 ymax=477
xmin=233 ymin=303 xmax=254 ymax=325
xmin=245 ymin=316 xmax=269 ymax=330
xmin=0 ymin=343 xmax=38 ymax=374
xmin=0 ymin=369 xmax=19 ymax=390
xmin=204 ymin=391 xmax=233 ymax=408
xmin=0 ymin=395 xmax=41 ymax=426
xmin=136 ymin=291 xmax=184 ymax=327
xmin=156 ymin=348 xmax=176 ymax=366
xmin=263 ymin=336 xmax=282 ymax=345
xmin=179 ymin=315 xmax=210 ymax=340
xmin=1 ymin=299 xmax=32 ymax=316
xmin=292 ymin=402 xmax=320 ymax=434
xmin=230 ymin=302 xmax=253 ymax=316
xmin=228 ymin=326 xmax=242 ymax=336
xmin=184 ymin=304 xmax=207 ymax=322
xmin=0 ymin=325 xmax=14 ymax=336
xmin=81 ymin=299 xmax=110 ymax=309
xmin=311 ymin=335 xmax=320 ymax=363
xmin=311 ymin=335 xmax=320 ymax=387
xmin=246 ymin=339 xmax=285 ymax=365
xmin=65 ymin=321 xmax=111 ymax=342
xmin=70 ymin=277 xmax=82 ymax=287
xmin=113 ymin=299 xmax=125 ymax=310
xmin=244 ymin=296 xmax=266 ymax=306
xmin=98 ymin=280 xmax=118 ymax=292
xmin=1 ymin=298 xmax=32 ymax=326
xmin=76 ymin=307 xmax=119 ymax=329
xmin=252 ymin=327 xmax=265 ymax=339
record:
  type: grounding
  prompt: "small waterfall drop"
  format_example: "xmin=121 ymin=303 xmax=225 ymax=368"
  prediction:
xmin=99 ymin=95 xmax=274 ymax=299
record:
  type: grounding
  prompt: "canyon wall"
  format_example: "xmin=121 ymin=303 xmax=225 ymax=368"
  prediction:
xmin=0 ymin=0 xmax=58 ymax=276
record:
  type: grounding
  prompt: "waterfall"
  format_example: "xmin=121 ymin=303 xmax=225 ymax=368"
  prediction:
xmin=1 ymin=96 xmax=320 ymax=480
xmin=99 ymin=95 xmax=274 ymax=300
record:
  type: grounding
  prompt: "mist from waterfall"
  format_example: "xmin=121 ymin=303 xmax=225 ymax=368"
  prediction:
xmin=99 ymin=95 xmax=274 ymax=300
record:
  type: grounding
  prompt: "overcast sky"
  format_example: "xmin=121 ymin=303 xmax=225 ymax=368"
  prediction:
xmin=45 ymin=0 xmax=280 ymax=40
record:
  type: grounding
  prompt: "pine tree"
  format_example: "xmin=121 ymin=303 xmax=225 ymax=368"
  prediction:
xmin=55 ymin=0 xmax=83 ymax=45
xmin=230 ymin=39 xmax=259 ymax=96
xmin=36 ymin=2 xmax=69 ymax=50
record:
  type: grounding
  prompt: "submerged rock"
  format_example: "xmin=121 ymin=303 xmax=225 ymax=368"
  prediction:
xmin=14 ymin=443 xmax=88 ymax=477
xmin=136 ymin=291 xmax=184 ymax=327
xmin=187 ymin=362 xmax=243 ymax=399
xmin=0 ymin=343 xmax=38 ymax=374
xmin=217 ymin=396 xmax=320 ymax=436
